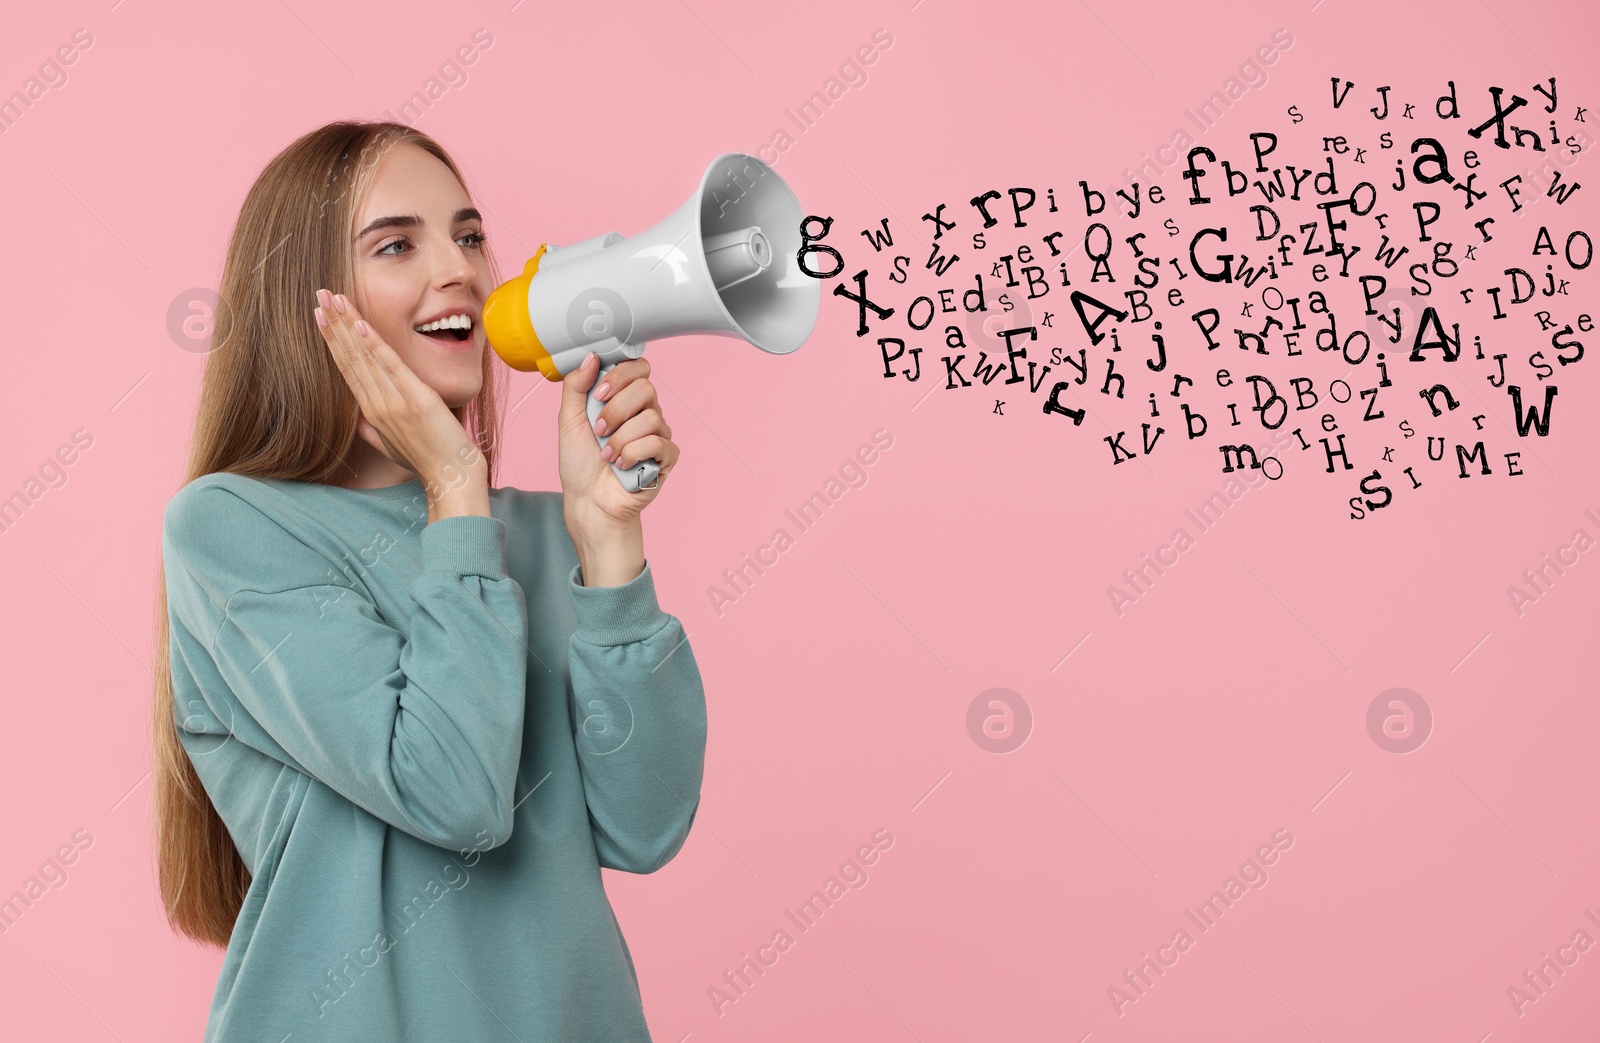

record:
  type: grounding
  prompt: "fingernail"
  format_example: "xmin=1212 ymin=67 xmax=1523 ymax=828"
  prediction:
xmin=593 ymin=417 xmax=608 ymax=436
xmin=356 ymin=320 xmax=369 ymax=337
xmin=315 ymin=307 xmax=329 ymax=328
xmin=334 ymin=294 xmax=348 ymax=314
xmin=595 ymin=382 xmax=610 ymax=400
xmin=601 ymin=444 xmax=615 ymax=462
xmin=587 ymin=352 xmax=598 ymax=368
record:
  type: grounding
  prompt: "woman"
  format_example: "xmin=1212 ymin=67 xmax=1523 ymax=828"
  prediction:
xmin=152 ymin=120 xmax=707 ymax=1041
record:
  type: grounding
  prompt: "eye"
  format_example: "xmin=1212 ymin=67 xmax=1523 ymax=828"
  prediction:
xmin=374 ymin=230 xmax=486 ymax=257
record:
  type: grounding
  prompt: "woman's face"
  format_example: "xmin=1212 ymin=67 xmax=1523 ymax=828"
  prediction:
xmin=350 ymin=142 xmax=491 ymax=411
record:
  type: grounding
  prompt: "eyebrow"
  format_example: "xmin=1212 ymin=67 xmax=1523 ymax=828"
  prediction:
xmin=354 ymin=207 xmax=482 ymax=243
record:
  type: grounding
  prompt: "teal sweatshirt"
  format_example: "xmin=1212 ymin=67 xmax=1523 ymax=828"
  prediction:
xmin=161 ymin=472 xmax=707 ymax=1041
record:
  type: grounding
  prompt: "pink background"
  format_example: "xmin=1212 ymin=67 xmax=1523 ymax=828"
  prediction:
xmin=3 ymin=0 xmax=1598 ymax=1039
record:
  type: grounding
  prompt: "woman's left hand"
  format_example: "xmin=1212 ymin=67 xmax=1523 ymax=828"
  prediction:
xmin=557 ymin=353 xmax=679 ymax=531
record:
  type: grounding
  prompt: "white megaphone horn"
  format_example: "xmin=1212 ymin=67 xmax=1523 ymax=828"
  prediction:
xmin=483 ymin=152 xmax=821 ymax=492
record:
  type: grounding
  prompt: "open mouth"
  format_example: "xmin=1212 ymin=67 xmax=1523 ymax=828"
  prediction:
xmin=413 ymin=314 xmax=475 ymax=344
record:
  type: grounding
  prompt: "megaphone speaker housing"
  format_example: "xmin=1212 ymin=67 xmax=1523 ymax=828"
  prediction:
xmin=483 ymin=152 xmax=819 ymax=491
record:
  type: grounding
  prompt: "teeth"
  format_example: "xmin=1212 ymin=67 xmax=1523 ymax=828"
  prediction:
xmin=413 ymin=314 xmax=473 ymax=333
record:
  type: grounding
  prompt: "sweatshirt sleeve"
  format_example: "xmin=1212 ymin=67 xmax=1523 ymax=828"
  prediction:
xmin=161 ymin=480 xmax=529 ymax=853
xmin=565 ymin=558 xmax=708 ymax=874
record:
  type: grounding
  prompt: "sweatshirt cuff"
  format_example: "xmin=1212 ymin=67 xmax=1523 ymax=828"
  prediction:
xmin=420 ymin=515 xmax=509 ymax=580
xmin=568 ymin=558 xmax=670 ymax=646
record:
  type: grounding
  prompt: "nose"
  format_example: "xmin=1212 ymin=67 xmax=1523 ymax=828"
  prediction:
xmin=431 ymin=233 xmax=477 ymax=289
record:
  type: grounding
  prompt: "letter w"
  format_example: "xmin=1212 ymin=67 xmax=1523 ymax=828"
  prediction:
xmin=926 ymin=242 xmax=959 ymax=276
xmin=1507 ymin=384 xmax=1557 ymax=436
xmin=861 ymin=218 xmax=894 ymax=252
xmin=1254 ymin=170 xmax=1289 ymax=202
xmin=1547 ymin=171 xmax=1582 ymax=204
xmin=1372 ymin=235 xmax=1410 ymax=269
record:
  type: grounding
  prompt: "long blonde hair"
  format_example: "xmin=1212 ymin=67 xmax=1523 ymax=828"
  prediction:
xmin=152 ymin=120 xmax=508 ymax=947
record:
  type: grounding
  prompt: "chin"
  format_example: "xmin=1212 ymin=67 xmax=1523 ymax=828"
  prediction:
xmin=442 ymin=387 xmax=482 ymax=411
xmin=429 ymin=363 xmax=485 ymax=411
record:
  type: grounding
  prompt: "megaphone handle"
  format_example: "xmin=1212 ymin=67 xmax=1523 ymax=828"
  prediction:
xmin=587 ymin=359 xmax=661 ymax=493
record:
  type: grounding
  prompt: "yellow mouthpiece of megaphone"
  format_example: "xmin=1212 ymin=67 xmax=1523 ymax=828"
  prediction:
xmin=482 ymin=245 xmax=558 ymax=380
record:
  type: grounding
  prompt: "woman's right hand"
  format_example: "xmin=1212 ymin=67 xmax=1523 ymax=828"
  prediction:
xmin=313 ymin=288 xmax=487 ymax=503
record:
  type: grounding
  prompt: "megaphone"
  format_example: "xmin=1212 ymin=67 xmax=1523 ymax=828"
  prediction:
xmin=483 ymin=152 xmax=820 ymax=492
